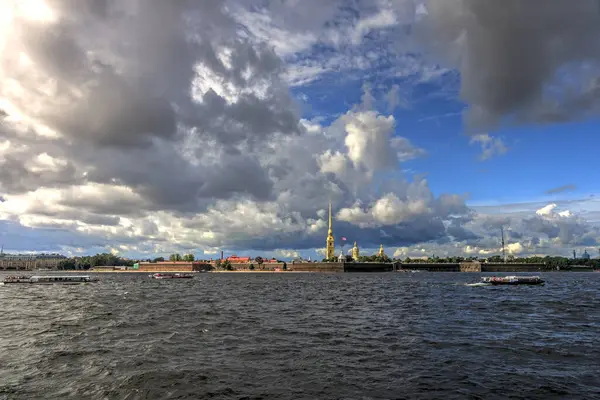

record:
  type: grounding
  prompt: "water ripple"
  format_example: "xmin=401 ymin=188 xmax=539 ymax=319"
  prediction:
xmin=1 ymin=272 xmax=599 ymax=399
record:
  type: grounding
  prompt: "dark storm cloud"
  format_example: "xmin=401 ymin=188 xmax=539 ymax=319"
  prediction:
xmin=224 ymin=217 xmax=452 ymax=252
xmin=1 ymin=0 xmax=300 ymax=206
xmin=545 ymin=184 xmax=577 ymax=195
xmin=419 ymin=0 xmax=600 ymax=130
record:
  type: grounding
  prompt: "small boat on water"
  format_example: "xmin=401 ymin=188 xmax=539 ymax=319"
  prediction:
xmin=149 ymin=273 xmax=194 ymax=280
xmin=467 ymin=275 xmax=545 ymax=286
xmin=1 ymin=275 xmax=97 ymax=285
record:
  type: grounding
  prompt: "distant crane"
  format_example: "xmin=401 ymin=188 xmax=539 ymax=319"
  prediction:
xmin=501 ymin=226 xmax=507 ymax=263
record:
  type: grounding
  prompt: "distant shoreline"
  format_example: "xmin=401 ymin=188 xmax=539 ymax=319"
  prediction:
xmin=56 ymin=270 xmax=295 ymax=273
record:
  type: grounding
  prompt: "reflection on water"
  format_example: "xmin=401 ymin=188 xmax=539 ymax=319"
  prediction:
xmin=0 ymin=272 xmax=599 ymax=399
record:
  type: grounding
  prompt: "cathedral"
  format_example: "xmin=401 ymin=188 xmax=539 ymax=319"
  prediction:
xmin=352 ymin=241 xmax=360 ymax=260
xmin=325 ymin=201 xmax=384 ymax=262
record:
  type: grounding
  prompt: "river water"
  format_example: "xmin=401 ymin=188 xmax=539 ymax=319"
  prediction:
xmin=0 ymin=272 xmax=599 ymax=400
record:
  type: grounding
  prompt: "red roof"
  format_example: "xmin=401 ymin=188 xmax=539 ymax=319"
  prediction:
xmin=227 ymin=255 xmax=252 ymax=262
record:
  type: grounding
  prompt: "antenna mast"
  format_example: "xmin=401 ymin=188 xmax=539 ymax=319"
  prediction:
xmin=501 ymin=226 xmax=506 ymax=263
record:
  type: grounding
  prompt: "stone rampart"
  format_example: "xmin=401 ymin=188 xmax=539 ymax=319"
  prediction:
xmin=460 ymin=261 xmax=481 ymax=272
xmin=400 ymin=263 xmax=460 ymax=272
xmin=344 ymin=263 xmax=394 ymax=272
xmin=230 ymin=262 xmax=285 ymax=271
xmin=289 ymin=262 xmax=344 ymax=272
xmin=137 ymin=264 xmax=194 ymax=272
xmin=481 ymin=263 xmax=546 ymax=272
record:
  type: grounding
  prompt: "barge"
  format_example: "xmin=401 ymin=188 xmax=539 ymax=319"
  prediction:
xmin=1 ymin=275 xmax=97 ymax=285
xmin=149 ymin=273 xmax=194 ymax=280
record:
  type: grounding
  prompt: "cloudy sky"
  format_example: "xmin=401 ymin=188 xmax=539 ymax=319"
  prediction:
xmin=1 ymin=0 xmax=600 ymax=260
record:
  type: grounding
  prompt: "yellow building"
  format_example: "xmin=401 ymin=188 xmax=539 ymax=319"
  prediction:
xmin=352 ymin=241 xmax=360 ymax=260
xmin=326 ymin=201 xmax=335 ymax=259
xmin=378 ymin=244 xmax=385 ymax=258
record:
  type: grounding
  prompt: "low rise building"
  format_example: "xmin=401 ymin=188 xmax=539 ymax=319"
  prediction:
xmin=227 ymin=255 xmax=251 ymax=263
xmin=0 ymin=253 xmax=66 ymax=270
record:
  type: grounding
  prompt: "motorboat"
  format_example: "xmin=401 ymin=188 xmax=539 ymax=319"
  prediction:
xmin=149 ymin=273 xmax=194 ymax=279
xmin=480 ymin=275 xmax=545 ymax=286
xmin=1 ymin=275 xmax=97 ymax=285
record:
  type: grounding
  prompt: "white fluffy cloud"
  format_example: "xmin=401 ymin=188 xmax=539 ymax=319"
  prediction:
xmin=469 ymin=134 xmax=508 ymax=160
xmin=0 ymin=1 xmax=598 ymax=259
xmin=0 ymin=0 xmax=448 ymax=256
xmin=392 ymin=200 xmax=600 ymax=259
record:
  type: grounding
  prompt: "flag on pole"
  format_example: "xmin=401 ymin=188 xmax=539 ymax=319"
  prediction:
xmin=341 ymin=237 xmax=347 ymax=241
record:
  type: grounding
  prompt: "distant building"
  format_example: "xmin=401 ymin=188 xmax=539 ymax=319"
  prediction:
xmin=0 ymin=253 xmax=66 ymax=270
xmin=227 ymin=255 xmax=252 ymax=263
xmin=581 ymin=250 xmax=591 ymax=260
xmin=378 ymin=244 xmax=385 ymax=258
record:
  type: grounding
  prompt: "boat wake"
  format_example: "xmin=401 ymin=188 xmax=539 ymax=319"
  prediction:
xmin=465 ymin=282 xmax=491 ymax=287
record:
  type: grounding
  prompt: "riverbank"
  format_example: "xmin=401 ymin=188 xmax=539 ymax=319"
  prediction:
xmin=56 ymin=270 xmax=295 ymax=273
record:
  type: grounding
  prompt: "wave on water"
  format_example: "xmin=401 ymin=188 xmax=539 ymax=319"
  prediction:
xmin=1 ymin=272 xmax=599 ymax=399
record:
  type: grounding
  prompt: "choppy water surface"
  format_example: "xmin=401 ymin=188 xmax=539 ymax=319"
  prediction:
xmin=1 ymin=272 xmax=599 ymax=400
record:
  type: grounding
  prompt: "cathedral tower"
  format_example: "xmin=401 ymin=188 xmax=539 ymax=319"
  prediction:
xmin=352 ymin=241 xmax=360 ymax=260
xmin=326 ymin=201 xmax=335 ymax=259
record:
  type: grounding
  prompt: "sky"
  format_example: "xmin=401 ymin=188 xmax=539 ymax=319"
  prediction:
xmin=1 ymin=0 xmax=600 ymax=261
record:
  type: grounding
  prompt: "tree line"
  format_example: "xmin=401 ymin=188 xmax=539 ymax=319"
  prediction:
xmin=321 ymin=254 xmax=600 ymax=270
xmin=55 ymin=252 xmax=600 ymax=271
xmin=57 ymin=253 xmax=135 ymax=270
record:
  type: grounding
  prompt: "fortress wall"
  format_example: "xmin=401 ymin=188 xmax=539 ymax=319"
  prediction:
xmin=289 ymin=262 xmax=344 ymax=272
xmin=460 ymin=262 xmax=481 ymax=272
xmin=400 ymin=263 xmax=460 ymax=272
xmin=344 ymin=263 xmax=394 ymax=272
xmin=229 ymin=263 xmax=285 ymax=271
xmin=481 ymin=263 xmax=546 ymax=272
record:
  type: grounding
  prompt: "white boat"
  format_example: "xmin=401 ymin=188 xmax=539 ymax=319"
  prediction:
xmin=149 ymin=273 xmax=193 ymax=280
xmin=480 ymin=276 xmax=544 ymax=286
xmin=2 ymin=275 xmax=97 ymax=285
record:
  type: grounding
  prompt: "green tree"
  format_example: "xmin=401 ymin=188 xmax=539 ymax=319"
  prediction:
xmin=169 ymin=253 xmax=182 ymax=261
xmin=222 ymin=260 xmax=233 ymax=271
xmin=153 ymin=257 xmax=165 ymax=262
xmin=58 ymin=260 xmax=76 ymax=270
xmin=249 ymin=264 xmax=255 ymax=270
xmin=183 ymin=254 xmax=195 ymax=262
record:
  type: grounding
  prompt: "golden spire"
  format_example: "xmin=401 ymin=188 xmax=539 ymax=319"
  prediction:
xmin=328 ymin=201 xmax=332 ymax=234
xmin=326 ymin=201 xmax=335 ymax=259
